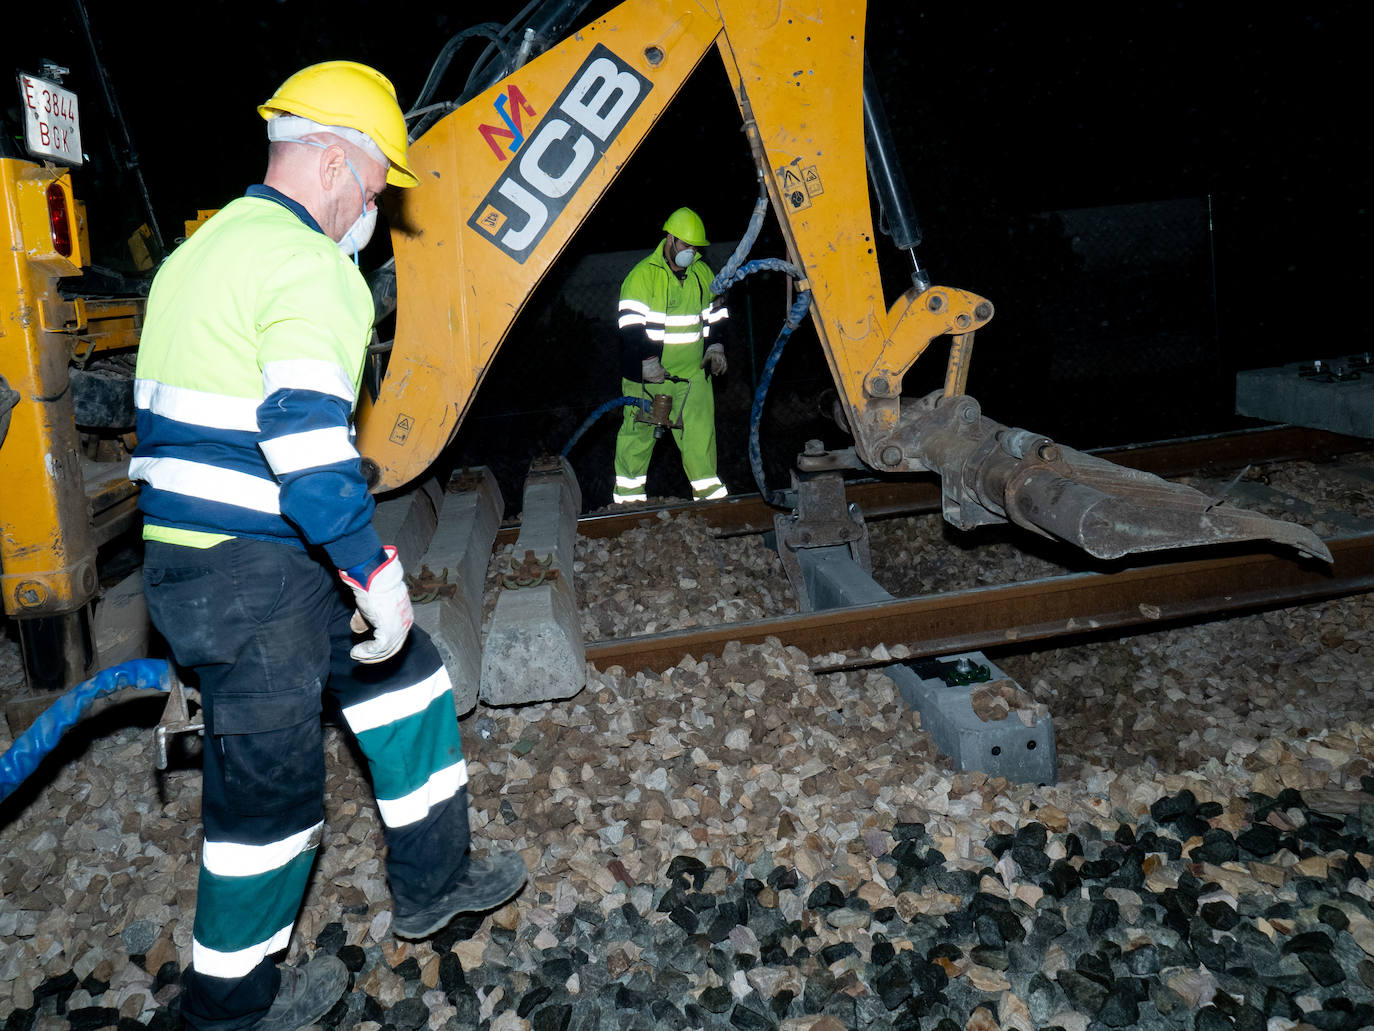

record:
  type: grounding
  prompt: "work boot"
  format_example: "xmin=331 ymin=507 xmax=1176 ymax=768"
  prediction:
xmin=392 ymin=851 xmax=529 ymax=939
xmin=251 ymin=953 xmax=349 ymax=1030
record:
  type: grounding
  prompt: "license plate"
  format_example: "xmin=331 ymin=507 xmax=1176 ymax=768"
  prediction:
xmin=17 ymin=73 xmax=82 ymax=166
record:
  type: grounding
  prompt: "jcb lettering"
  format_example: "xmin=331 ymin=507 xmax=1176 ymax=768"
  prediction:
xmin=560 ymin=58 xmax=641 ymax=141
xmin=468 ymin=44 xmax=649 ymax=263
xmin=519 ymin=119 xmax=594 ymax=198
xmin=495 ymin=180 xmax=549 ymax=252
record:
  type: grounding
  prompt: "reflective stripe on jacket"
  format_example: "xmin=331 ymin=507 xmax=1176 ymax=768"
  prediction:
xmin=617 ymin=240 xmax=728 ymax=380
xmin=129 ymin=185 xmax=383 ymax=569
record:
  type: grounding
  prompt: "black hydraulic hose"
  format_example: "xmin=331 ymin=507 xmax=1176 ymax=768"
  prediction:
xmin=461 ymin=0 xmax=544 ymax=102
xmin=408 ymin=22 xmax=510 ymax=131
xmin=459 ymin=0 xmax=594 ymax=105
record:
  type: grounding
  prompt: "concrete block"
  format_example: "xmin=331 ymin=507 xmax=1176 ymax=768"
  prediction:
xmin=892 ymin=652 xmax=1057 ymax=785
xmin=792 ymin=544 xmax=1057 ymax=784
xmin=412 ymin=469 xmax=503 ymax=717
xmin=1236 ymin=356 xmax=1374 ymax=439
xmin=481 ymin=457 xmax=586 ymax=706
xmin=373 ymin=476 xmax=443 ymax=571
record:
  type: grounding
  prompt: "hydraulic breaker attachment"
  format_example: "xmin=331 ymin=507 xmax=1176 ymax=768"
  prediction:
xmin=891 ymin=391 xmax=1333 ymax=564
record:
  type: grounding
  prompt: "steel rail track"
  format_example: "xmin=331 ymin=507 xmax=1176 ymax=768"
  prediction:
xmin=497 ymin=425 xmax=1370 ymax=544
xmin=584 ymin=534 xmax=1374 ymax=675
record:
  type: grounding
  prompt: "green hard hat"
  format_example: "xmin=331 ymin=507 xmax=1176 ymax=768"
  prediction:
xmin=662 ymin=207 xmax=708 ymax=247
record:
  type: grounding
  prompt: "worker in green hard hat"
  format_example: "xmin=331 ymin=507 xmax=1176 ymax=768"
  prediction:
xmin=613 ymin=206 xmax=731 ymax=504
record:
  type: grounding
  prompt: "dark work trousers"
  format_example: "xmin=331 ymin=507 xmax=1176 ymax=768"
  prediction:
xmin=144 ymin=537 xmax=472 ymax=1031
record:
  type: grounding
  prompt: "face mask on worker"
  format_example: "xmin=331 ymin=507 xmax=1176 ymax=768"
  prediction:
xmin=271 ymin=127 xmax=378 ymax=262
xmin=674 ymin=246 xmax=696 ymax=269
xmin=335 ymin=158 xmax=376 ymax=260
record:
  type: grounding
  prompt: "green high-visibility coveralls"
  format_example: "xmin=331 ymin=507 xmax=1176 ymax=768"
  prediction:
xmin=614 ymin=240 xmax=729 ymax=503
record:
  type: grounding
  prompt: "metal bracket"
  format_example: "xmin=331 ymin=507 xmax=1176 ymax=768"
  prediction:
xmin=154 ymin=669 xmax=203 ymax=770
xmin=774 ymin=470 xmax=871 ymax=610
xmin=795 ymin=440 xmax=864 ymax=473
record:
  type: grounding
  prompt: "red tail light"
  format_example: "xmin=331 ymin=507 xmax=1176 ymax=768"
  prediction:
xmin=46 ymin=183 xmax=72 ymax=257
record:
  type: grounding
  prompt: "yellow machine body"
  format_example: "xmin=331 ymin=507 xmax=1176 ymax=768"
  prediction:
xmin=0 ymin=158 xmax=142 ymax=624
xmin=362 ymin=0 xmax=989 ymax=488
xmin=0 ymin=0 xmax=1328 ymax=695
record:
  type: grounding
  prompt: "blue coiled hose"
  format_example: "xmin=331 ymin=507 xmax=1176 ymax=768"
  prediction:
xmin=709 ymin=190 xmax=770 ymax=296
xmin=710 ymin=254 xmax=813 ymax=506
xmin=0 ymin=658 xmax=172 ymax=805
xmin=561 ymin=395 xmax=652 ymax=457
xmin=748 ymin=289 xmax=813 ymax=506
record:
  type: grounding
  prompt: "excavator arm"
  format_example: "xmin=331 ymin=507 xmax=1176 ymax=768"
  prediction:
xmin=359 ymin=0 xmax=1330 ymax=565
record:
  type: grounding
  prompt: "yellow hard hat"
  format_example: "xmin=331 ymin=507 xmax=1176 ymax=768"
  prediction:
xmin=258 ymin=61 xmax=417 ymax=188
xmin=663 ymin=207 xmax=708 ymax=247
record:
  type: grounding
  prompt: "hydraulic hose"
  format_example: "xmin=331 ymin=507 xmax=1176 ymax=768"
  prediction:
xmin=706 ymin=255 xmax=813 ymax=506
xmin=561 ymin=396 xmax=651 ymax=457
xmin=749 ymin=290 xmax=813 ymax=507
xmin=712 ymin=257 xmax=804 ymax=295
xmin=408 ymin=23 xmax=509 ymax=120
xmin=0 ymin=658 xmax=171 ymax=806
xmin=710 ymin=186 xmax=770 ymax=296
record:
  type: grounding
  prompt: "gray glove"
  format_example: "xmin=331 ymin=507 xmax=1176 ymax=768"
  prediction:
xmin=641 ymin=356 xmax=667 ymax=383
xmin=701 ymin=343 xmax=726 ymax=376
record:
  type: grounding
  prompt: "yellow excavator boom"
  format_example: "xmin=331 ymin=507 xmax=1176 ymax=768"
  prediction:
xmin=360 ymin=0 xmax=1328 ymax=563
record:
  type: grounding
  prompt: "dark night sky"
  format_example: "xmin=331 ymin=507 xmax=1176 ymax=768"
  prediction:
xmin=5 ymin=3 xmax=1369 ymax=490
xmin=10 ymin=4 xmax=1365 ymax=277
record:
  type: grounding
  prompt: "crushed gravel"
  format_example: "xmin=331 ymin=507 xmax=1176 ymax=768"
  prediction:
xmin=2 ymin=451 xmax=1373 ymax=1030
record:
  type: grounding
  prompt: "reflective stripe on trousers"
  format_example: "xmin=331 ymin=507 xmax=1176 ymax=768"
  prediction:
xmin=612 ymin=372 xmax=720 ymax=502
xmin=144 ymin=538 xmax=471 ymax=1030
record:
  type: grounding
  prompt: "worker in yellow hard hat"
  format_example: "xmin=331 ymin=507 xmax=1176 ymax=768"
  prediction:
xmin=130 ymin=61 xmax=526 ymax=1031
xmin=613 ymin=206 xmax=732 ymax=504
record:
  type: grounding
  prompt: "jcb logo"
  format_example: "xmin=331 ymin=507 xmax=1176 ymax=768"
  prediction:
xmin=469 ymin=44 xmax=650 ymax=263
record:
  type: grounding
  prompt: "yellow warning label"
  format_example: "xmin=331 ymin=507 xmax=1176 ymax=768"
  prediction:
xmin=778 ymin=166 xmax=811 ymax=211
xmin=803 ymin=165 xmax=824 ymax=197
xmin=474 ymin=205 xmax=507 ymax=237
xmin=390 ymin=414 xmax=414 ymax=445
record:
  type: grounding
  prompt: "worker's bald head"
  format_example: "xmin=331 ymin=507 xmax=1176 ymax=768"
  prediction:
xmin=263 ymin=132 xmax=387 ymax=245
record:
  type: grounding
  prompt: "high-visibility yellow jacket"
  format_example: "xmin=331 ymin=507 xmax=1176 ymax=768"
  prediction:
xmin=130 ymin=185 xmax=383 ymax=569
xmin=616 ymin=239 xmax=728 ymax=380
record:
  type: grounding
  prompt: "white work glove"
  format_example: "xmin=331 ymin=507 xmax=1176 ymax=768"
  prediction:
xmin=701 ymin=343 xmax=727 ymax=376
xmin=641 ymin=356 xmax=667 ymax=383
xmin=338 ymin=545 xmax=414 ymax=663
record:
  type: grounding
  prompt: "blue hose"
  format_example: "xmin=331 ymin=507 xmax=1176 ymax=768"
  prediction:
xmin=561 ymin=395 xmax=651 ymax=457
xmin=710 ymin=190 xmax=770 ymax=296
xmin=0 ymin=658 xmax=172 ymax=805
xmin=749 ymin=291 xmax=813 ymax=506
xmin=713 ymin=257 xmax=804 ymax=296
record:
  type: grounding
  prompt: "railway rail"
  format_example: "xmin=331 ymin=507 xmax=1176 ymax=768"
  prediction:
xmin=561 ymin=424 xmax=1374 ymax=674
xmin=586 ymin=533 xmax=1374 ymax=674
xmin=500 ymin=424 xmax=1372 ymax=544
